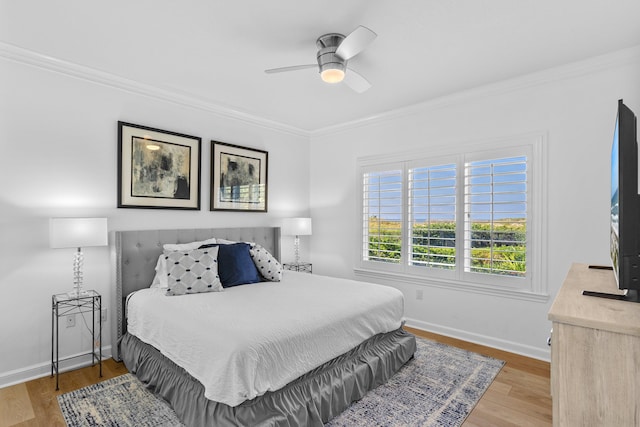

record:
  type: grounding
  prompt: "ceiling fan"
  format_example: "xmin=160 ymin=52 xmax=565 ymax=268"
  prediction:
xmin=264 ymin=26 xmax=377 ymax=93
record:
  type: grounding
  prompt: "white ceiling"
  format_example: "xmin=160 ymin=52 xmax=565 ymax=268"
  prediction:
xmin=2 ymin=1 xmax=640 ymax=132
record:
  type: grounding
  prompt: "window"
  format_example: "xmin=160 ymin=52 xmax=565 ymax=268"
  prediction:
xmin=362 ymin=169 xmax=403 ymax=264
xmin=357 ymin=135 xmax=546 ymax=299
xmin=464 ymin=156 xmax=527 ymax=277
xmin=408 ymin=163 xmax=457 ymax=270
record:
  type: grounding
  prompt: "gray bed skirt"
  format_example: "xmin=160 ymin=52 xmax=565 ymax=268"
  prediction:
xmin=120 ymin=328 xmax=416 ymax=427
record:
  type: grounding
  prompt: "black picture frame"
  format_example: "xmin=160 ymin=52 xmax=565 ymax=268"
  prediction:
xmin=210 ymin=141 xmax=268 ymax=212
xmin=118 ymin=121 xmax=201 ymax=210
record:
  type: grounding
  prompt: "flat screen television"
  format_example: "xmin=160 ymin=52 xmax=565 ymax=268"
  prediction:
xmin=585 ymin=99 xmax=640 ymax=302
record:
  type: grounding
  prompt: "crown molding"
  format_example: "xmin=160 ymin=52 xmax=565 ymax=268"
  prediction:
xmin=3 ymin=41 xmax=639 ymax=139
xmin=311 ymin=44 xmax=640 ymax=138
xmin=0 ymin=41 xmax=310 ymax=138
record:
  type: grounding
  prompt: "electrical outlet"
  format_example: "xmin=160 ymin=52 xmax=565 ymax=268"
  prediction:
xmin=101 ymin=308 xmax=107 ymax=322
xmin=416 ymin=289 xmax=424 ymax=300
xmin=66 ymin=314 xmax=76 ymax=328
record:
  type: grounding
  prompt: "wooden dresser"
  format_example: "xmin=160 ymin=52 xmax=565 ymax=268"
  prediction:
xmin=548 ymin=263 xmax=640 ymax=426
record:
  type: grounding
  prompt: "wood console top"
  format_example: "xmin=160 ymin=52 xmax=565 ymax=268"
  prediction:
xmin=548 ymin=263 xmax=640 ymax=337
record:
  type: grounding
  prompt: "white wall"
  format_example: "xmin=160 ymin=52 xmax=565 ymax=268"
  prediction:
xmin=0 ymin=55 xmax=311 ymax=386
xmin=309 ymin=47 xmax=640 ymax=360
xmin=2 ymin=42 xmax=638 ymax=387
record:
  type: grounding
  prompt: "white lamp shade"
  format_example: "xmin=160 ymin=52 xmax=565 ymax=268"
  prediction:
xmin=50 ymin=218 xmax=108 ymax=249
xmin=282 ymin=217 xmax=312 ymax=236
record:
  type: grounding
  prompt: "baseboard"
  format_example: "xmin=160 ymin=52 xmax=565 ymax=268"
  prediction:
xmin=0 ymin=345 xmax=112 ymax=389
xmin=405 ymin=318 xmax=550 ymax=362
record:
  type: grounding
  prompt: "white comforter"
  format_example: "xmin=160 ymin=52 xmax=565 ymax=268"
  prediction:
xmin=126 ymin=271 xmax=404 ymax=407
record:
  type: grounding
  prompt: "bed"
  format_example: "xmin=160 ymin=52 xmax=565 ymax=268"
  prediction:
xmin=112 ymin=227 xmax=416 ymax=426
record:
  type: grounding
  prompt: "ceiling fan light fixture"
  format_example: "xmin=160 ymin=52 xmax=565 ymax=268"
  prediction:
xmin=317 ymin=39 xmax=346 ymax=84
xmin=321 ymin=67 xmax=345 ymax=83
xmin=264 ymin=26 xmax=376 ymax=92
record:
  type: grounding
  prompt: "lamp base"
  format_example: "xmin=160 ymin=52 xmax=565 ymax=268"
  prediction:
xmin=68 ymin=248 xmax=88 ymax=298
xmin=67 ymin=288 xmax=90 ymax=298
xmin=294 ymin=235 xmax=301 ymax=265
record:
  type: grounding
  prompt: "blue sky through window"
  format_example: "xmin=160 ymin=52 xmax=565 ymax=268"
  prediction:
xmin=466 ymin=156 xmax=527 ymax=222
xmin=410 ymin=164 xmax=456 ymax=223
xmin=366 ymin=156 xmax=527 ymax=223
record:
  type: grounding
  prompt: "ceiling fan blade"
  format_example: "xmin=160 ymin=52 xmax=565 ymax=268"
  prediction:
xmin=264 ymin=64 xmax=316 ymax=74
xmin=335 ymin=26 xmax=377 ymax=61
xmin=344 ymin=68 xmax=371 ymax=93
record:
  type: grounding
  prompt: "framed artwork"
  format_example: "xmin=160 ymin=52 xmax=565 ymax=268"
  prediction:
xmin=118 ymin=121 xmax=201 ymax=209
xmin=211 ymin=141 xmax=268 ymax=212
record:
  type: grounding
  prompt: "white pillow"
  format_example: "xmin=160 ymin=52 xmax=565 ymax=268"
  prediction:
xmin=163 ymin=237 xmax=217 ymax=252
xmin=215 ymin=238 xmax=236 ymax=245
xmin=150 ymin=255 xmax=166 ymax=288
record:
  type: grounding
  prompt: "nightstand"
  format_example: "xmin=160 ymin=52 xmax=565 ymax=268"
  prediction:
xmin=283 ymin=262 xmax=313 ymax=273
xmin=51 ymin=290 xmax=102 ymax=390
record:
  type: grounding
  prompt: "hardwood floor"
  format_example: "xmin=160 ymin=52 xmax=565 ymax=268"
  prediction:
xmin=0 ymin=359 xmax=127 ymax=427
xmin=0 ymin=328 xmax=551 ymax=426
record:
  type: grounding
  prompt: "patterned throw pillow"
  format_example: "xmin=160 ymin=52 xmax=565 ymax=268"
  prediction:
xmin=165 ymin=247 xmax=223 ymax=296
xmin=250 ymin=244 xmax=283 ymax=282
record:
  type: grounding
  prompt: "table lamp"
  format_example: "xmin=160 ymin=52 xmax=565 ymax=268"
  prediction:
xmin=282 ymin=217 xmax=312 ymax=265
xmin=50 ymin=218 xmax=108 ymax=297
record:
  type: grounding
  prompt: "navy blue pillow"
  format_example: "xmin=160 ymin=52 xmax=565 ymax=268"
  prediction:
xmin=199 ymin=243 xmax=261 ymax=287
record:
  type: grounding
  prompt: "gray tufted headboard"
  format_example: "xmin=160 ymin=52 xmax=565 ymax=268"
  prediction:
xmin=110 ymin=227 xmax=281 ymax=361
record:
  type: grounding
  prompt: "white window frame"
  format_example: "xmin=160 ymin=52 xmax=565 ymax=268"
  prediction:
xmin=355 ymin=133 xmax=548 ymax=302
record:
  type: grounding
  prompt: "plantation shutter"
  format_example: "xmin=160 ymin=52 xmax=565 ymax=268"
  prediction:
xmin=408 ymin=163 xmax=457 ymax=269
xmin=464 ymin=155 xmax=528 ymax=277
xmin=362 ymin=168 xmax=403 ymax=264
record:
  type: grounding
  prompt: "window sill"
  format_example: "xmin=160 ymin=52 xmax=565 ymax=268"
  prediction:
xmin=353 ymin=268 xmax=550 ymax=303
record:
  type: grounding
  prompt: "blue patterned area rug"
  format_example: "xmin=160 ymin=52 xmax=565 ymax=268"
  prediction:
xmin=58 ymin=373 xmax=182 ymax=427
xmin=326 ymin=338 xmax=504 ymax=426
xmin=58 ymin=337 xmax=503 ymax=427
